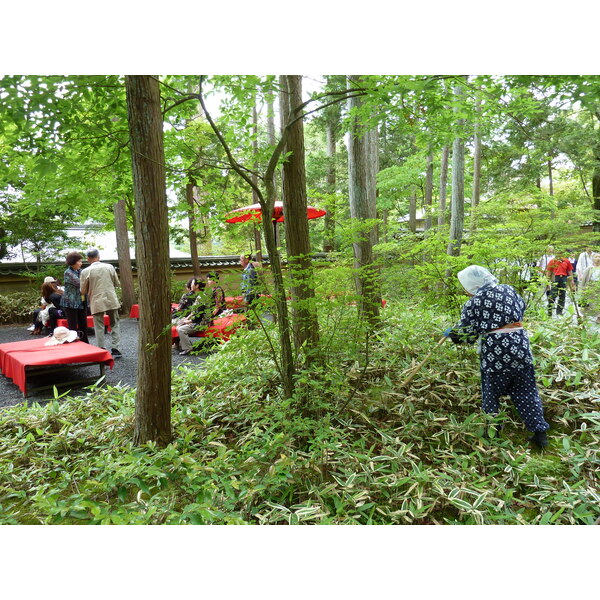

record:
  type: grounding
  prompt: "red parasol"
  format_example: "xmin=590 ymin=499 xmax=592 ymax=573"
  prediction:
xmin=224 ymin=201 xmax=326 ymax=223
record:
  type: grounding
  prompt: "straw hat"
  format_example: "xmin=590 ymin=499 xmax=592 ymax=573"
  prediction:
xmin=44 ymin=326 xmax=79 ymax=346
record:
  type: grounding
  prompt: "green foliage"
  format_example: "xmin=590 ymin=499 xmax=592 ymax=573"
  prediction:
xmin=0 ymin=289 xmax=40 ymax=325
xmin=1 ymin=283 xmax=598 ymax=525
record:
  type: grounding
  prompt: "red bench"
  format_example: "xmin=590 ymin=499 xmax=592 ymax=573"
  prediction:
xmin=57 ymin=314 xmax=111 ymax=332
xmin=130 ymin=303 xmax=178 ymax=319
xmin=225 ymin=296 xmax=245 ymax=309
xmin=172 ymin=314 xmax=247 ymax=342
xmin=0 ymin=338 xmax=114 ymax=397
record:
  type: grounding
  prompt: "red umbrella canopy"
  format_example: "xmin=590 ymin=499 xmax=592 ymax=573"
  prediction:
xmin=224 ymin=201 xmax=326 ymax=223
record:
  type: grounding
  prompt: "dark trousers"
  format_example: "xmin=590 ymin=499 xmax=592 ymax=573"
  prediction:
xmin=47 ymin=307 xmax=64 ymax=330
xmin=64 ymin=307 xmax=89 ymax=344
xmin=547 ymin=275 xmax=568 ymax=315
xmin=480 ymin=365 xmax=549 ymax=432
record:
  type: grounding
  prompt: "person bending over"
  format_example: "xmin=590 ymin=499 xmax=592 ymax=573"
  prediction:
xmin=444 ymin=265 xmax=549 ymax=448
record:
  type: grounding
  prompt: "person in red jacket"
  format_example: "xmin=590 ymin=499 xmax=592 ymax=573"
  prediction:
xmin=545 ymin=252 xmax=575 ymax=317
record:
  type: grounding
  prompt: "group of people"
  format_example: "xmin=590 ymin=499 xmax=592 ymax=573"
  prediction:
xmin=30 ymin=248 xmax=122 ymax=357
xmin=171 ymin=254 xmax=260 ymax=355
xmin=172 ymin=272 xmax=226 ymax=355
xmin=33 ymin=249 xmax=261 ymax=359
xmin=537 ymin=245 xmax=600 ymax=321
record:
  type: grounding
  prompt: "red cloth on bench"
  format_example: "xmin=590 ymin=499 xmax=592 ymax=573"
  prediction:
xmin=130 ymin=303 xmax=178 ymax=319
xmin=0 ymin=338 xmax=114 ymax=394
xmin=172 ymin=314 xmax=247 ymax=342
xmin=57 ymin=314 xmax=111 ymax=331
xmin=225 ymin=296 xmax=245 ymax=309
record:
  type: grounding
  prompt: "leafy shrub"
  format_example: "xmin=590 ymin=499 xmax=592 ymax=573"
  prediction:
xmin=0 ymin=290 xmax=41 ymax=325
xmin=0 ymin=297 xmax=598 ymax=525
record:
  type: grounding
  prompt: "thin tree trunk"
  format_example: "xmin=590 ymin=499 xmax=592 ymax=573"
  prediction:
xmin=347 ymin=75 xmax=381 ymax=328
xmin=114 ymin=196 xmax=135 ymax=315
xmin=249 ymin=97 xmax=263 ymax=262
xmin=471 ymin=98 xmax=482 ymax=233
xmin=323 ymin=119 xmax=337 ymax=252
xmin=447 ymin=83 xmax=465 ymax=257
xmin=125 ymin=75 xmax=172 ymax=447
xmin=424 ymin=150 xmax=434 ymax=231
xmin=438 ymin=145 xmax=449 ymax=227
xmin=548 ymin=159 xmax=554 ymax=196
xmin=409 ymin=188 xmax=417 ymax=233
xmin=367 ymin=125 xmax=379 ymax=244
xmin=266 ymin=86 xmax=281 ymax=250
xmin=186 ymin=181 xmax=200 ymax=274
xmin=279 ymin=75 xmax=320 ymax=352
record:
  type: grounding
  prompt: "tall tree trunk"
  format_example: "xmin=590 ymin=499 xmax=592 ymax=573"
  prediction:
xmin=347 ymin=75 xmax=381 ymax=328
xmin=409 ymin=188 xmax=417 ymax=233
xmin=114 ymin=196 xmax=135 ymax=316
xmin=266 ymin=86 xmax=280 ymax=250
xmin=279 ymin=75 xmax=320 ymax=351
xmin=438 ymin=145 xmax=449 ymax=227
xmin=186 ymin=180 xmax=201 ymax=274
xmin=198 ymin=76 xmax=295 ymax=399
xmin=547 ymin=158 xmax=554 ymax=196
xmin=125 ymin=75 xmax=172 ymax=447
xmin=447 ymin=83 xmax=465 ymax=257
xmin=251 ymin=96 xmax=263 ymax=262
xmin=323 ymin=119 xmax=337 ymax=252
xmin=471 ymin=98 xmax=482 ymax=233
xmin=424 ymin=150 xmax=434 ymax=231
xmin=367 ymin=125 xmax=379 ymax=244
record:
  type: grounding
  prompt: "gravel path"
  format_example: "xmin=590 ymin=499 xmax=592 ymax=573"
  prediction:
xmin=0 ymin=318 xmax=207 ymax=409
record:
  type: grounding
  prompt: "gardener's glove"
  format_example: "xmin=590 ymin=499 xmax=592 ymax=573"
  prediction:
xmin=442 ymin=327 xmax=453 ymax=337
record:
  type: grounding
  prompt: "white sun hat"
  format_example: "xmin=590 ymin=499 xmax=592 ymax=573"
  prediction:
xmin=44 ymin=326 xmax=79 ymax=346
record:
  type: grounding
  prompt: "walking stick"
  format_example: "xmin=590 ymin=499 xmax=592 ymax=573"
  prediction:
xmin=399 ymin=335 xmax=448 ymax=388
xmin=567 ymin=287 xmax=583 ymax=323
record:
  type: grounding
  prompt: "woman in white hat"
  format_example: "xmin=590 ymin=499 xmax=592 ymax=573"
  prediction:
xmin=444 ymin=265 xmax=550 ymax=448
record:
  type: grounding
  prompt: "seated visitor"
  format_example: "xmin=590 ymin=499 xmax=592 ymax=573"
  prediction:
xmin=30 ymin=277 xmax=63 ymax=334
xmin=172 ymin=277 xmax=198 ymax=322
xmin=206 ymin=271 xmax=226 ymax=319
xmin=175 ymin=279 xmax=211 ymax=355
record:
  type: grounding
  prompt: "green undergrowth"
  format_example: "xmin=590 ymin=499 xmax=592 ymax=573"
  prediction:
xmin=0 ymin=302 xmax=598 ymax=524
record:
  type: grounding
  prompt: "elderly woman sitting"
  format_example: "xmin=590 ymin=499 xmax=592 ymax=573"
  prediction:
xmin=444 ymin=265 xmax=550 ymax=448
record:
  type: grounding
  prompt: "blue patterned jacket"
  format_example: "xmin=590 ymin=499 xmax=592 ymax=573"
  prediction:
xmin=449 ymin=283 xmax=534 ymax=373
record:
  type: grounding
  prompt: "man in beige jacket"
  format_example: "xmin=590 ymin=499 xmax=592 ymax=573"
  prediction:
xmin=80 ymin=248 xmax=122 ymax=357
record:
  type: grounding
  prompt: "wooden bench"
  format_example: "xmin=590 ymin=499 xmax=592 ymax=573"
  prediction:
xmin=0 ymin=338 xmax=114 ymax=397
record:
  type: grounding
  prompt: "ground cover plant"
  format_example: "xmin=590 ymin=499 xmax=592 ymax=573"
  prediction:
xmin=1 ymin=288 xmax=598 ymax=525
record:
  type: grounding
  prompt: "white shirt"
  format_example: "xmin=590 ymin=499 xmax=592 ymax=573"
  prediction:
xmin=537 ymin=254 xmax=554 ymax=271
xmin=577 ymin=251 xmax=593 ymax=273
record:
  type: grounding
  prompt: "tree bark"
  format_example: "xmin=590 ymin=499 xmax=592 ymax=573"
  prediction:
xmin=447 ymin=83 xmax=465 ymax=257
xmin=186 ymin=181 xmax=201 ymax=274
xmin=323 ymin=118 xmax=337 ymax=252
xmin=438 ymin=145 xmax=449 ymax=227
xmin=251 ymin=97 xmax=263 ymax=262
xmin=347 ymin=75 xmax=381 ymax=328
xmin=198 ymin=76 xmax=296 ymax=400
xmin=409 ymin=188 xmax=417 ymax=233
xmin=547 ymin=159 xmax=554 ymax=196
xmin=279 ymin=75 xmax=320 ymax=351
xmin=114 ymin=196 xmax=135 ymax=316
xmin=125 ymin=75 xmax=172 ymax=447
xmin=424 ymin=150 xmax=434 ymax=231
xmin=471 ymin=98 xmax=482 ymax=233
